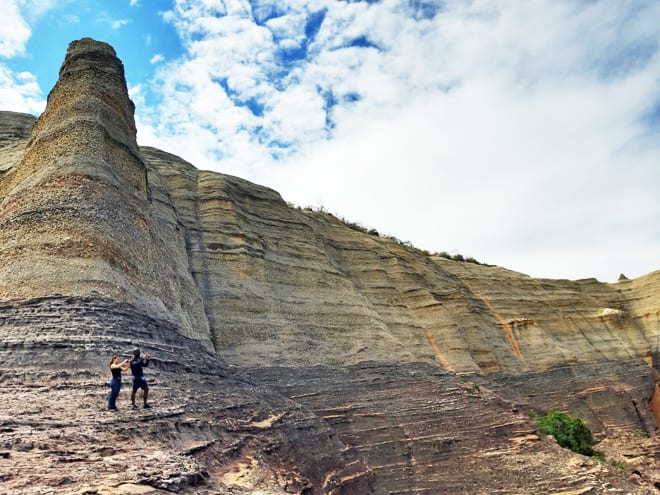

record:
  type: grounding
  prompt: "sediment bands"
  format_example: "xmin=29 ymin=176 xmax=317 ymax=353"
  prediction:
xmin=2 ymin=109 xmax=660 ymax=373
xmin=139 ymin=144 xmax=660 ymax=376
xmin=0 ymin=38 xmax=658 ymax=494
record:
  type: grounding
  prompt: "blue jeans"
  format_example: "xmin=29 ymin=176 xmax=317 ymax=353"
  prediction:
xmin=107 ymin=378 xmax=121 ymax=409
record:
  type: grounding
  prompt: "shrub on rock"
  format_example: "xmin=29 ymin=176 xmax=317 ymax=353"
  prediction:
xmin=536 ymin=410 xmax=597 ymax=456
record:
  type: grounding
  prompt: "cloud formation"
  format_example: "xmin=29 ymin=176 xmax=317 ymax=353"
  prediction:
xmin=0 ymin=67 xmax=43 ymax=113
xmin=0 ymin=0 xmax=31 ymax=58
xmin=97 ymin=12 xmax=132 ymax=31
xmin=133 ymin=0 xmax=660 ymax=281
xmin=0 ymin=0 xmax=52 ymax=113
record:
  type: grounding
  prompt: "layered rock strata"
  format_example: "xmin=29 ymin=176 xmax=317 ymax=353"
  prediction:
xmin=3 ymin=101 xmax=660 ymax=377
xmin=0 ymin=39 xmax=373 ymax=494
xmin=142 ymin=146 xmax=660 ymax=375
xmin=0 ymin=296 xmax=373 ymax=494
xmin=250 ymin=363 xmax=652 ymax=494
xmin=0 ymin=37 xmax=659 ymax=493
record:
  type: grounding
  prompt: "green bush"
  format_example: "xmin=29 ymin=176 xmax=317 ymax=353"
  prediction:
xmin=536 ymin=410 xmax=597 ymax=456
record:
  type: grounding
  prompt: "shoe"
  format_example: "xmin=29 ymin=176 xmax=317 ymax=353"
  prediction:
xmin=132 ymin=404 xmax=138 ymax=409
xmin=108 ymin=407 xmax=118 ymax=412
xmin=143 ymin=404 xmax=151 ymax=409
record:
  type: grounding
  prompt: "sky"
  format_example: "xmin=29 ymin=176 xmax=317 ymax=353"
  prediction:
xmin=1 ymin=0 xmax=659 ymax=283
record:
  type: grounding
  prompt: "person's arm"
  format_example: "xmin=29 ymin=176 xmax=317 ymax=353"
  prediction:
xmin=143 ymin=355 xmax=150 ymax=367
xmin=112 ymin=359 xmax=130 ymax=370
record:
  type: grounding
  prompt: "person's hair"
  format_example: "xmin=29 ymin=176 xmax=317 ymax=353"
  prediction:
xmin=133 ymin=348 xmax=140 ymax=358
xmin=110 ymin=354 xmax=118 ymax=368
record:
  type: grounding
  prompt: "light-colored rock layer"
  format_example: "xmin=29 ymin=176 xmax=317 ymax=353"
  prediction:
xmin=141 ymin=146 xmax=660 ymax=375
xmin=2 ymin=105 xmax=660 ymax=374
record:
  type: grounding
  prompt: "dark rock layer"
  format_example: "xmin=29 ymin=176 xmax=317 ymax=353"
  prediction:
xmin=249 ymin=363 xmax=651 ymax=494
xmin=0 ymin=296 xmax=373 ymax=494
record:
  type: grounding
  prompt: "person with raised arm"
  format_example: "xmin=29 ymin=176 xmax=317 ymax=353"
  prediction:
xmin=107 ymin=354 xmax=129 ymax=411
xmin=130 ymin=348 xmax=151 ymax=409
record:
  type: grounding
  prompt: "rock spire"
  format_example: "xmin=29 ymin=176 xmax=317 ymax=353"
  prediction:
xmin=0 ymin=38 xmax=211 ymax=348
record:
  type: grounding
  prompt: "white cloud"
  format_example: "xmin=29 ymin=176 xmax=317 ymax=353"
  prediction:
xmin=0 ymin=1 xmax=50 ymax=114
xmin=0 ymin=0 xmax=31 ymax=58
xmin=18 ymin=0 xmax=60 ymax=21
xmin=0 ymin=65 xmax=45 ymax=114
xmin=265 ymin=12 xmax=306 ymax=49
xmin=149 ymin=53 xmax=165 ymax=64
xmin=130 ymin=0 xmax=140 ymax=6
xmin=111 ymin=19 xmax=130 ymax=30
xmin=98 ymin=13 xmax=131 ymax=31
xmin=62 ymin=14 xmax=79 ymax=24
xmin=262 ymin=72 xmax=660 ymax=280
xmin=136 ymin=0 xmax=660 ymax=282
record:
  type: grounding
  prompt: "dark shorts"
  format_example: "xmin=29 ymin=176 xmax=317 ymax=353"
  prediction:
xmin=132 ymin=376 xmax=148 ymax=392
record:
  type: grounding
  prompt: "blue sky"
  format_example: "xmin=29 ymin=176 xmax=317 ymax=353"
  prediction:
xmin=4 ymin=0 xmax=183 ymax=107
xmin=1 ymin=0 xmax=660 ymax=283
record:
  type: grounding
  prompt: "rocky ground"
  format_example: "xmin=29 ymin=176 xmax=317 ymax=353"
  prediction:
xmin=1 ymin=358 xmax=657 ymax=494
xmin=251 ymin=363 xmax=659 ymax=494
xmin=0 ymin=296 xmax=373 ymax=495
xmin=0 ymin=366 xmax=373 ymax=495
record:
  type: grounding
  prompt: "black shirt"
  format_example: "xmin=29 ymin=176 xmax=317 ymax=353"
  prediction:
xmin=130 ymin=357 xmax=149 ymax=378
xmin=110 ymin=367 xmax=122 ymax=379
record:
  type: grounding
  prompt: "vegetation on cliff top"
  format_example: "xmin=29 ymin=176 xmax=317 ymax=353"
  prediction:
xmin=293 ymin=204 xmax=490 ymax=266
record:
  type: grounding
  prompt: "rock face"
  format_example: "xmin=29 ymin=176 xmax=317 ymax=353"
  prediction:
xmin=0 ymin=38 xmax=658 ymax=493
xmin=142 ymin=145 xmax=660 ymax=375
xmin=0 ymin=298 xmax=374 ymax=495
xmin=250 ymin=363 xmax=658 ymax=495
xmin=0 ymin=40 xmax=210 ymax=349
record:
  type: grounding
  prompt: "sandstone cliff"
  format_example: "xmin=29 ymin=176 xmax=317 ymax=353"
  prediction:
xmin=57 ymin=136 xmax=660 ymax=376
xmin=3 ymin=53 xmax=659 ymax=375
xmin=0 ymin=38 xmax=658 ymax=494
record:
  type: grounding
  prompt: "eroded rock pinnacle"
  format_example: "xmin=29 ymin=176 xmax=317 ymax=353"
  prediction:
xmin=0 ymin=38 xmax=211 ymax=349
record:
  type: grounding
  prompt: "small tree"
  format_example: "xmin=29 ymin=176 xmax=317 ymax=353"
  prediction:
xmin=536 ymin=410 xmax=597 ymax=456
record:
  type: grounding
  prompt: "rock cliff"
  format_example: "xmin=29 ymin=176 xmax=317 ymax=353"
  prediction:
xmin=128 ymin=145 xmax=660 ymax=376
xmin=0 ymin=38 xmax=658 ymax=493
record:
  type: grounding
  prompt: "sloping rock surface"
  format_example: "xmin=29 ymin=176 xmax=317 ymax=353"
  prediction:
xmin=0 ymin=297 xmax=373 ymax=495
xmin=0 ymin=38 xmax=658 ymax=493
xmin=250 ymin=363 xmax=655 ymax=494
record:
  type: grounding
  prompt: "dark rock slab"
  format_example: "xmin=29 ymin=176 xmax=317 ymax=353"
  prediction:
xmin=0 ymin=296 xmax=374 ymax=494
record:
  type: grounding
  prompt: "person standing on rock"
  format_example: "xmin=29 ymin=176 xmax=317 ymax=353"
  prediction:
xmin=130 ymin=348 xmax=151 ymax=409
xmin=108 ymin=355 xmax=129 ymax=411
